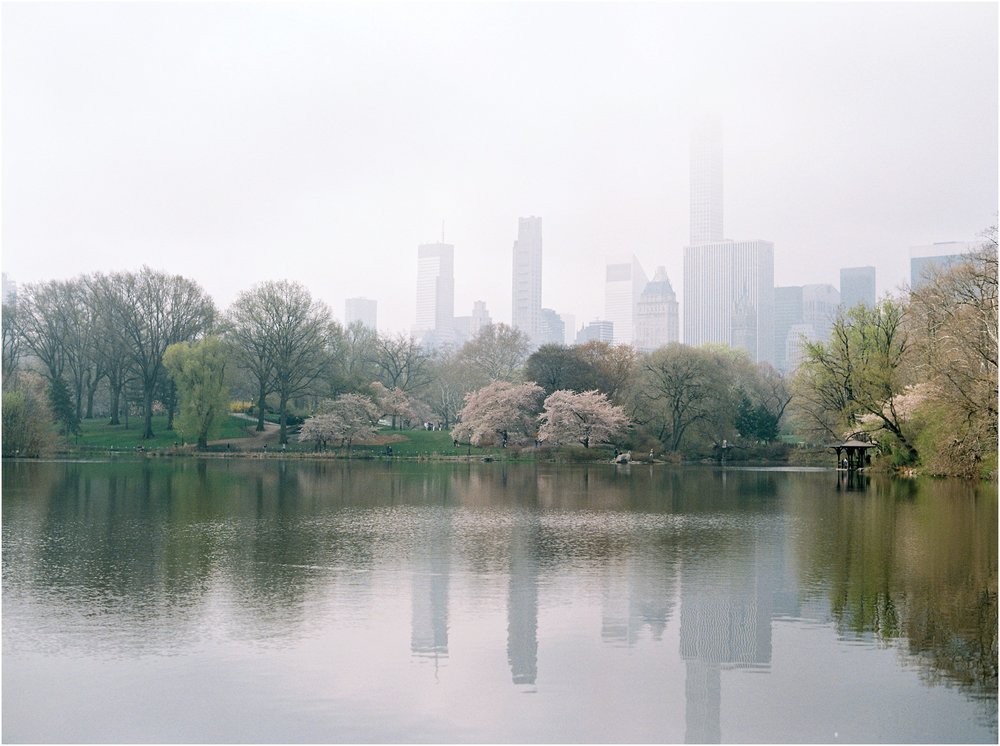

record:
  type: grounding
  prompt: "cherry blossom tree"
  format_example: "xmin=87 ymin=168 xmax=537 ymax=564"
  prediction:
xmin=299 ymin=393 xmax=379 ymax=452
xmin=369 ymin=381 xmax=415 ymax=429
xmin=537 ymin=389 xmax=630 ymax=448
xmin=451 ymin=380 xmax=543 ymax=447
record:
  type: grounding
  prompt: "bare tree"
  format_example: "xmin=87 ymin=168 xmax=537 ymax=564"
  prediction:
xmin=455 ymin=323 xmax=530 ymax=386
xmin=372 ymin=332 xmax=431 ymax=393
xmin=2 ymin=301 xmax=22 ymax=383
xmin=109 ymin=267 xmax=216 ymax=439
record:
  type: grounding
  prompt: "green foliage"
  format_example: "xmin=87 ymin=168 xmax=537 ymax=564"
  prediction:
xmin=48 ymin=376 xmax=80 ymax=437
xmin=2 ymin=376 xmax=54 ymax=456
xmin=164 ymin=336 xmax=230 ymax=449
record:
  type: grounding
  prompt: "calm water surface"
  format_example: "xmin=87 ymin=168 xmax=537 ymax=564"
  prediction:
xmin=2 ymin=459 xmax=996 ymax=743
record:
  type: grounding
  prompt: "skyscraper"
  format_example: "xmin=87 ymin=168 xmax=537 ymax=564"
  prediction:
xmin=910 ymin=241 xmax=974 ymax=289
xmin=604 ymin=256 xmax=648 ymax=345
xmin=512 ymin=216 xmax=543 ymax=347
xmin=576 ymin=320 xmax=614 ymax=344
xmin=414 ymin=242 xmax=454 ymax=344
xmin=689 ymin=118 xmax=724 ymax=246
xmin=839 ymin=266 xmax=876 ymax=310
xmin=344 ymin=297 xmax=377 ymax=330
xmin=538 ymin=308 xmax=566 ymax=347
xmin=684 ymin=240 xmax=774 ymax=364
xmin=683 ymin=120 xmax=774 ymax=364
xmin=634 ymin=266 xmax=679 ymax=352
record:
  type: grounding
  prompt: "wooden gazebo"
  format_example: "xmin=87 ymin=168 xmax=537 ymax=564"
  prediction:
xmin=831 ymin=438 xmax=878 ymax=471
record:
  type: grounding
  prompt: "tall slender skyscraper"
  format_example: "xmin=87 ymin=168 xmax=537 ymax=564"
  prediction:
xmin=683 ymin=119 xmax=775 ymax=364
xmin=690 ymin=118 xmax=724 ymax=246
xmin=512 ymin=216 xmax=543 ymax=347
xmin=414 ymin=242 xmax=454 ymax=343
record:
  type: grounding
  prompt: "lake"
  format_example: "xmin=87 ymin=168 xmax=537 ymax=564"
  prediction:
xmin=2 ymin=458 xmax=996 ymax=743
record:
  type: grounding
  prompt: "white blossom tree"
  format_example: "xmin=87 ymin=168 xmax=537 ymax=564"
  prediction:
xmin=538 ymin=389 xmax=630 ymax=448
xmin=451 ymin=380 xmax=544 ymax=447
xmin=369 ymin=381 xmax=416 ymax=429
xmin=299 ymin=393 xmax=379 ymax=452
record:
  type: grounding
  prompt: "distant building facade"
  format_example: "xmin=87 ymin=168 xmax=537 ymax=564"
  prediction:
xmin=772 ymin=284 xmax=839 ymax=373
xmin=910 ymin=241 xmax=975 ymax=289
xmin=576 ymin=320 xmax=614 ymax=345
xmin=839 ymin=266 xmax=875 ymax=310
xmin=539 ymin=308 xmax=566 ymax=347
xmin=414 ymin=242 xmax=455 ymax=347
xmin=512 ymin=216 xmax=543 ymax=347
xmin=634 ymin=266 xmax=679 ymax=352
xmin=690 ymin=118 xmax=724 ymax=246
xmin=773 ymin=286 xmax=803 ymax=375
xmin=344 ymin=297 xmax=377 ymax=330
xmin=683 ymin=239 xmax=774 ymax=364
xmin=604 ymin=256 xmax=648 ymax=345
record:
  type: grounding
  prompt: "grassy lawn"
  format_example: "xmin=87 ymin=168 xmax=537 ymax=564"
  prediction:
xmin=70 ymin=414 xmax=254 ymax=450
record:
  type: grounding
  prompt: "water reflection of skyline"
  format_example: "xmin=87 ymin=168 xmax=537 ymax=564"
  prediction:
xmin=3 ymin=460 xmax=996 ymax=742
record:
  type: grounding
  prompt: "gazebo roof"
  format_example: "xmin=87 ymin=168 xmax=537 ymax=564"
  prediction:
xmin=831 ymin=439 xmax=878 ymax=449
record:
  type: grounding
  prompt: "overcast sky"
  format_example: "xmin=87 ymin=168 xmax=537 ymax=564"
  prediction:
xmin=2 ymin=1 xmax=997 ymax=335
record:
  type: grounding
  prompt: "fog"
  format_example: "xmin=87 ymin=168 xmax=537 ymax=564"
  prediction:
xmin=2 ymin=2 xmax=996 ymax=335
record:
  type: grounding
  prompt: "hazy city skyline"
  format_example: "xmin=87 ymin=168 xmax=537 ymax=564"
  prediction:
xmin=2 ymin=2 xmax=996 ymax=335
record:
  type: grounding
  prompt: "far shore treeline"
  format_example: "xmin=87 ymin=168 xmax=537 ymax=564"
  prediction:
xmin=2 ymin=226 xmax=996 ymax=478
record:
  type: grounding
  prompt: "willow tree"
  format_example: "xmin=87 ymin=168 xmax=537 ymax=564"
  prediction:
xmin=164 ymin=336 xmax=230 ymax=449
xmin=796 ymin=298 xmax=917 ymax=462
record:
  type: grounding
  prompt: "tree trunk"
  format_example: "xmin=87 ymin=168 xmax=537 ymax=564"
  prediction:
xmin=109 ymin=381 xmax=122 ymax=426
xmin=279 ymin=392 xmax=289 ymax=445
xmin=256 ymin=384 xmax=267 ymax=432
xmin=143 ymin=388 xmax=154 ymax=440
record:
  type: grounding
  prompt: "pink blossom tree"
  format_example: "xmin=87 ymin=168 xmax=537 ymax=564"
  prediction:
xmin=451 ymin=380 xmax=544 ymax=447
xmin=300 ymin=393 xmax=379 ymax=452
xmin=369 ymin=381 xmax=416 ymax=429
xmin=537 ymin=389 xmax=630 ymax=448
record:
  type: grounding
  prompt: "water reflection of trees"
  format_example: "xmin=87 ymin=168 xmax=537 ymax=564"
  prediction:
xmin=792 ymin=476 xmax=998 ymax=712
xmin=6 ymin=459 xmax=995 ymax=726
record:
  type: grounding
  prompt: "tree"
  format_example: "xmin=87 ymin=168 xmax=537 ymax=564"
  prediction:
xmin=420 ymin=347 xmax=471 ymax=429
xmin=906 ymin=227 xmax=998 ymax=475
xmin=537 ymin=389 xmax=630 ymax=448
xmin=455 ymin=323 xmax=530 ymax=386
xmin=574 ymin=340 xmax=639 ymax=402
xmin=524 ymin=344 xmax=600 ymax=396
xmin=2 ymin=373 xmax=53 ymax=457
xmin=369 ymin=381 xmax=416 ymax=429
xmin=48 ymin=375 xmax=80 ymax=437
xmin=299 ymin=394 xmax=379 ymax=452
xmin=371 ymin=332 xmax=431 ymax=393
xmin=2 ymin=301 xmax=22 ymax=382
xmin=164 ymin=336 xmax=230 ymax=449
xmin=325 ymin=320 xmax=379 ymax=396
xmin=88 ymin=272 xmax=137 ymax=425
xmin=108 ymin=267 xmax=216 ymax=439
xmin=228 ymin=280 xmax=330 ymax=445
xmin=796 ymin=299 xmax=917 ymax=461
xmin=636 ymin=344 xmax=727 ymax=452
xmin=451 ymin=380 xmax=544 ymax=447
